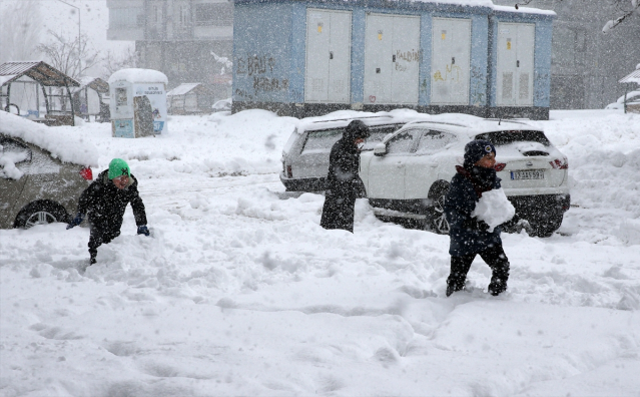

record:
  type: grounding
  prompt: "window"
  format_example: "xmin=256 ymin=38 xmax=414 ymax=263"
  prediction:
xmin=110 ymin=7 xmax=144 ymax=28
xmin=115 ymin=88 xmax=128 ymax=106
xmin=415 ymin=130 xmax=456 ymax=154
xmin=474 ymin=130 xmax=551 ymax=146
xmin=195 ymin=3 xmax=233 ymax=26
xmin=301 ymin=129 xmax=341 ymax=154
xmin=0 ymin=137 xmax=32 ymax=179
xmin=387 ymin=130 xmax=419 ymax=154
xmin=180 ymin=5 xmax=190 ymax=25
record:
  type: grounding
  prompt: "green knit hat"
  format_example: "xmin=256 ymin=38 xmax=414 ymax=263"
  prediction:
xmin=108 ymin=158 xmax=131 ymax=180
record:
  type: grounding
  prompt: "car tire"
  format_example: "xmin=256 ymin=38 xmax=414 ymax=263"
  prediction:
xmin=528 ymin=213 xmax=563 ymax=238
xmin=14 ymin=200 xmax=69 ymax=229
xmin=425 ymin=181 xmax=450 ymax=235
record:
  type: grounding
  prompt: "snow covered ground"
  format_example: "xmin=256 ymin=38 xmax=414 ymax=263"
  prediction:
xmin=1 ymin=108 xmax=639 ymax=397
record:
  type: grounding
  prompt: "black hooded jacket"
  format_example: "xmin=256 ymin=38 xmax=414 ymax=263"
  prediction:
xmin=78 ymin=170 xmax=147 ymax=233
xmin=320 ymin=120 xmax=370 ymax=231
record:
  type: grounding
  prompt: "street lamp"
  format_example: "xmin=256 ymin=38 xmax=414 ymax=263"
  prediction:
xmin=56 ymin=0 xmax=81 ymax=79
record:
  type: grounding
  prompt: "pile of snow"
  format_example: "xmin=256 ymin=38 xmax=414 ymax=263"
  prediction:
xmin=472 ymin=188 xmax=516 ymax=232
xmin=1 ymin=108 xmax=639 ymax=396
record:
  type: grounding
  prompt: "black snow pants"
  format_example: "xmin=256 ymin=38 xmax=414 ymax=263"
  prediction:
xmin=88 ymin=224 xmax=121 ymax=262
xmin=446 ymin=243 xmax=510 ymax=296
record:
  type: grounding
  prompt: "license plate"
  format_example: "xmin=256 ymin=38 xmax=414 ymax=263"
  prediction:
xmin=511 ymin=169 xmax=544 ymax=180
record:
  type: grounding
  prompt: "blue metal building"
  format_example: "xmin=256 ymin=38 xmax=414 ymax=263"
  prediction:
xmin=232 ymin=0 xmax=555 ymax=119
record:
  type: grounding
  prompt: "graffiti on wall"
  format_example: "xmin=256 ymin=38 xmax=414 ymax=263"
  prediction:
xmin=236 ymin=54 xmax=289 ymax=97
xmin=470 ymin=66 xmax=486 ymax=106
xmin=394 ymin=49 xmax=422 ymax=72
xmin=433 ymin=64 xmax=462 ymax=83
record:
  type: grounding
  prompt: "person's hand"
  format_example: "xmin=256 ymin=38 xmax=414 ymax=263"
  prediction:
xmin=477 ymin=219 xmax=490 ymax=232
xmin=66 ymin=213 xmax=84 ymax=229
xmin=463 ymin=217 xmax=490 ymax=232
xmin=516 ymin=219 xmax=533 ymax=234
xmin=137 ymin=225 xmax=150 ymax=236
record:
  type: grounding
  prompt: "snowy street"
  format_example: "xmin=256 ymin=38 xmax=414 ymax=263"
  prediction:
xmin=1 ymin=109 xmax=640 ymax=396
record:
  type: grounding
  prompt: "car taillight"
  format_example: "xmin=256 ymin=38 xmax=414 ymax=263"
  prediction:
xmin=549 ymin=158 xmax=568 ymax=169
xmin=80 ymin=167 xmax=93 ymax=180
xmin=286 ymin=165 xmax=293 ymax=178
xmin=494 ymin=163 xmax=506 ymax=172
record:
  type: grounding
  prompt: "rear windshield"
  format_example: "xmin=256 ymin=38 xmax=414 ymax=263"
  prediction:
xmin=301 ymin=124 xmax=403 ymax=153
xmin=474 ymin=130 xmax=551 ymax=146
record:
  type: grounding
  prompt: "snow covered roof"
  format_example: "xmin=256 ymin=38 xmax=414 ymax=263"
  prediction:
xmin=167 ymin=83 xmax=202 ymax=96
xmin=0 ymin=61 xmax=79 ymax=87
xmin=108 ymin=68 xmax=168 ymax=85
xmin=235 ymin=0 xmax=555 ymax=16
xmin=71 ymin=76 xmax=110 ymax=94
xmin=619 ymin=69 xmax=640 ymax=85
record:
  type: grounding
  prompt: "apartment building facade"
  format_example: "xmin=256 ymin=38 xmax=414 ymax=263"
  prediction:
xmin=107 ymin=0 xmax=233 ymax=102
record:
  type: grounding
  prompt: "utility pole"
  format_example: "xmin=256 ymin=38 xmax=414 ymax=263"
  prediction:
xmin=56 ymin=0 xmax=81 ymax=79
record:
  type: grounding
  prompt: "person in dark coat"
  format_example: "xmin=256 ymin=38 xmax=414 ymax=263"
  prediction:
xmin=67 ymin=158 xmax=150 ymax=265
xmin=443 ymin=140 xmax=510 ymax=297
xmin=320 ymin=120 xmax=371 ymax=232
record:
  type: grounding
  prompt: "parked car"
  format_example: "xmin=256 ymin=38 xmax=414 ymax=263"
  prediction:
xmin=604 ymin=90 xmax=640 ymax=110
xmin=359 ymin=118 xmax=570 ymax=237
xmin=212 ymin=98 xmax=232 ymax=113
xmin=280 ymin=113 xmax=430 ymax=192
xmin=0 ymin=133 xmax=93 ymax=228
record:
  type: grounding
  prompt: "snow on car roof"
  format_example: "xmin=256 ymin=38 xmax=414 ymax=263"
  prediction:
xmin=296 ymin=109 xmax=433 ymax=133
xmin=0 ymin=112 xmax=99 ymax=167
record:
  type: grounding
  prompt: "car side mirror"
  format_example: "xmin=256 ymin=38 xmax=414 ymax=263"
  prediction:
xmin=373 ymin=143 xmax=387 ymax=156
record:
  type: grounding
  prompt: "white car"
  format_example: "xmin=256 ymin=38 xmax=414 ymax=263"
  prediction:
xmin=280 ymin=114 xmax=414 ymax=192
xmin=212 ymin=98 xmax=232 ymax=112
xmin=604 ymin=90 xmax=640 ymax=110
xmin=359 ymin=116 xmax=570 ymax=237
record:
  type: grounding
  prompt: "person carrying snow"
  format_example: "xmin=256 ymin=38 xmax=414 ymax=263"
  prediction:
xmin=66 ymin=158 xmax=150 ymax=265
xmin=320 ymin=120 xmax=370 ymax=232
xmin=444 ymin=140 xmax=512 ymax=297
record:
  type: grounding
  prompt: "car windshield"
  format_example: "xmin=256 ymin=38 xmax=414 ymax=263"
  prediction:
xmin=474 ymin=130 xmax=551 ymax=146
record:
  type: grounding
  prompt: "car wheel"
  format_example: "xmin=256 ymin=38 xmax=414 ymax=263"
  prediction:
xmin=529 ymin=213 xmax=563 ymax=238
xmin=425 ymin=181 xmax=450 ymax=235
xmin=14 ymin=200 xmax=69 ymax=229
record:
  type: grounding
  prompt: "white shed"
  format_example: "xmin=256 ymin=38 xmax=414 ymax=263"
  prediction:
xmin=108 ymin=68 xmax=168 ymax=138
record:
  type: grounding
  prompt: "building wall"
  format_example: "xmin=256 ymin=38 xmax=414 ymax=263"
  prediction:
xmin=232 ymin=0 xmax=552 ymax=119
xmin=108 ymin=0 xmax=233 ymax=102
xmin=493 ymin=0 xmax=640 ymax=109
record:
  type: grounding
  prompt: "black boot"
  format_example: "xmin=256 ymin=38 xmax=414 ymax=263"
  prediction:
xmin=488 ymin=278 xmax=507 ymax=296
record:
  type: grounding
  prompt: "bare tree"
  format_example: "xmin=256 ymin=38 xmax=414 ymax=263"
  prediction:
xmin=36 ymin=30 xmax=99 ymax=80
xmin=516 ymin=0 xmax=640 ymax=32
xmin=101 ymin=48 xmax=139 ymax=80
xmin=0 ymin=0 xmax=43 ymax=64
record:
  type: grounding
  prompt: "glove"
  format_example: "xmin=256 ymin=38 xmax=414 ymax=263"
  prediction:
xmin=515 ymin=219 xmax=533 ymax=234
xmin=137 ymin=225 xmax=150 ymax=236
xmin=66 ymin=213 xmax=84 ymax=229
xmin=463 ymin=217 xmax=490 ymax=232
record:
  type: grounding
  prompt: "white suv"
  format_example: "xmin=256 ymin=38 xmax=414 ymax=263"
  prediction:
xmin=359 ymin=116 xmax=570 ymax=237
xmin=280 ymin=114 xmax=413 ymax=192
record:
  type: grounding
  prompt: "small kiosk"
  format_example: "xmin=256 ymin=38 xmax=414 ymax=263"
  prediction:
xmin=108 ymin=68 xmax=168 ymax=138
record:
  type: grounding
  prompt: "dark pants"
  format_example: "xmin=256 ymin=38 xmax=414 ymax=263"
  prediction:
xmin=320 ymin=191 xmax=356 ymax=233
xmin=88 ymin=226 xmax=120 ymax=261
xmin=447 ymin=244 xmax=510 ymax=296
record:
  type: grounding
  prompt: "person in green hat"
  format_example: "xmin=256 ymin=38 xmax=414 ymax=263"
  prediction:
xmin=67 ymin=158 xmax=150 ymax=265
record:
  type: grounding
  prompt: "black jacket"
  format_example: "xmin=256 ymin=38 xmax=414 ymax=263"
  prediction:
xmin=444 ymin=165 xmax=502 ymax=256
xmin=320 ymin=136 xmax=363 ymax=231
xmin=78 ymin=170 xmax=147 ymax=233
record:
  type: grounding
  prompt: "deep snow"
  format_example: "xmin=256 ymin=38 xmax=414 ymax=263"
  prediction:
xmin=1 ymin=108 xmax=640 ymax=397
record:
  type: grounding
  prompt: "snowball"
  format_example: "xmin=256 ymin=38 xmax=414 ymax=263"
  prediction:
xmin=471 ymin=188 xmax=515 ymax=232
